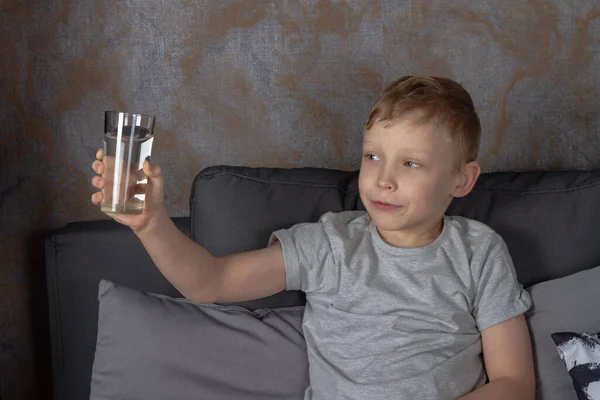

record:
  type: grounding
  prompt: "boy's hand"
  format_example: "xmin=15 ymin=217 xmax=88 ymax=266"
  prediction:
xmin=91 ymin=148 xmax=167 ymax=234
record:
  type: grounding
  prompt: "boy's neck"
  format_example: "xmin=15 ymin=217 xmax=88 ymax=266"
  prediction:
xmin=376 ymin=217 xmax=445 ymax=249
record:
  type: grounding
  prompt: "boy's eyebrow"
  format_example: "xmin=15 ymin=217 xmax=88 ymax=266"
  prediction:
xmin=403 ymin=147 xmax=434 ymax=155
xmin=362 ymin=142 xmax=434 ymax=156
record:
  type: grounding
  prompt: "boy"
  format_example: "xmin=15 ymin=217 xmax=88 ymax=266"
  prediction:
xmin=91 ymin=76 xmax=535 ymax=399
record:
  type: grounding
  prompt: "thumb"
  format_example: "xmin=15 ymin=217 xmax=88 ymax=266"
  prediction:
xmin=143 ymin=157 xmax=162 ymax=178
xmin=142 ymin=158 xmax=164 ymax=208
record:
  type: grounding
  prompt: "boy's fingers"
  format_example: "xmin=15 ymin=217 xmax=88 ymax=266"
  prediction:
xmin=96 ymin=148 xmax=104 ymax=160
xmin=92 ymin=160 xmax=105 ymax=174
xmin=91 ymin=191 xmax=103 ymax=205
xmin=91 ymin=176 xmax=104 ymax=189
xmin=133 ymin=183 xmax=147 ymax=195
xmin=105 ymin=213 xmax=141 ymax=228
xmin=143 ymin=159 xmax=162 ymax=178
xmin=135 ymin=167 xmax=146 ymax=181
xmin=131 ymin=197 xmax=144 ymax=209
xmin=141 ymin=159 xmax=164 ymax=210
xmin=105 ymin=212 xmax=128 ymax=226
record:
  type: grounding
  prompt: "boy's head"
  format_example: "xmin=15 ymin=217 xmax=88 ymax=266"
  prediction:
xmin=359 ymin=76 xmax=481 ymax=246
xmin=366 ymin=76 xmax=481 ymax=168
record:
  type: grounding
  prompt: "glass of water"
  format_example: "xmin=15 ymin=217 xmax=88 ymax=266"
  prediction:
xmin=101 ymin=111 xmax=155 ymax=215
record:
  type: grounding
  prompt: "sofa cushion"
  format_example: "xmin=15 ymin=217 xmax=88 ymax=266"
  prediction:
xmin=526 ymin=265 xmax=600 ymax=400
xmin=90 ymin=280 xmax=308 ymax=400
xmin=552 ymin=332 xmax=600 ymax=400
xmin=191 ymin=166 xmax=600 ymax=309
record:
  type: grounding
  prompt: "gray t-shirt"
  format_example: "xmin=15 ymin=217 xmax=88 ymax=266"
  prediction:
xmin=270 ymin=211 xmax=531 ymax=400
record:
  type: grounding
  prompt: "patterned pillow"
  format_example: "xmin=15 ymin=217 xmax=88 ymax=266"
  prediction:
xmin=552 ymin=332 xmax=600 ymax=400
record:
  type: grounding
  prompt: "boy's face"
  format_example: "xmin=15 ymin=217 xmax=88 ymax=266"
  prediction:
xmin=359 ymin=116 xmax=478 ymax=247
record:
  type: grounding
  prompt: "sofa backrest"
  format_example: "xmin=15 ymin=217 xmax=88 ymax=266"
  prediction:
xmin=45 ymin=218 xmax=191 ymax=400
xmin=191 ymin=166 xmax=600 ymax=309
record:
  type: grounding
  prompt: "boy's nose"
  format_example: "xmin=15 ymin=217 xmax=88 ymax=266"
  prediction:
xmin=377 ymin=175 xmax=397 ymax=191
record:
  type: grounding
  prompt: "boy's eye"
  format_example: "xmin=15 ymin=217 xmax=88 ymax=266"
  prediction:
xmin=365 ymin=154 xmax=380 ymax=161
xmin=404 ymin=161 xmax=420 ymax=168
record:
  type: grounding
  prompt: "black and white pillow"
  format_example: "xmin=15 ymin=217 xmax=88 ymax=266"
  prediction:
xmin=552 ymin=332 xmax=600 ymax=400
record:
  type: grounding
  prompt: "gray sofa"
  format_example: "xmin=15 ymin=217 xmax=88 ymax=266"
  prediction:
xmin=45 ymin=165 xmax=600 ymax=400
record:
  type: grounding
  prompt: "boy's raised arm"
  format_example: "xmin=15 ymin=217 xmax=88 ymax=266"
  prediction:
xmin=136 ymin=211 xmax=286 ymax=303
xmin=91 ymin=149 xmax=286 ymax=304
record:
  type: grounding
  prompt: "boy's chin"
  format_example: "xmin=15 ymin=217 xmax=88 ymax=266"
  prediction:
xmin=369 ymin=212 xmax=441 ymax=234
xmin=369 ymin=214 xmax=410 ymax=232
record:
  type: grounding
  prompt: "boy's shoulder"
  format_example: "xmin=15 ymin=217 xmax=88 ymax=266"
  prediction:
xmin=446 ymin=214 xmax=494 ymax=234
xmin=445 ymin=215 xmax=502 ymax=252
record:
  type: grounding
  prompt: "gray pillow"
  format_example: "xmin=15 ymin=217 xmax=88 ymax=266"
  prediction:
xmin=90 ymin=280 xmax=309 ymax=400
xmin=526 ymin=265 xmax=600 ymax=400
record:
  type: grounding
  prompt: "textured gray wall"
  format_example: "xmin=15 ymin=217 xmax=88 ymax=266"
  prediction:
xmin=1 ymin=0 xmax=599 ymax=398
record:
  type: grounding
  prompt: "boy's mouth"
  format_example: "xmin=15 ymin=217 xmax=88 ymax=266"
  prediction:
xmin=371 ymin=201 xmax=401 ymax=211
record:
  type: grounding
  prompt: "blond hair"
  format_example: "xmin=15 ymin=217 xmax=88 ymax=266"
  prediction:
xmin=366 ymin=76 xmax=481 ymax=165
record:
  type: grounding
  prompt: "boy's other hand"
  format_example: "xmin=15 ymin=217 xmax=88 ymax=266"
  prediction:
xmin=91 ymin=148 xmax=167 ymax=234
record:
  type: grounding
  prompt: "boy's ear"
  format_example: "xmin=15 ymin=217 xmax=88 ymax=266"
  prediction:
xmin=452 ymin=161 xmax=481 ymax=198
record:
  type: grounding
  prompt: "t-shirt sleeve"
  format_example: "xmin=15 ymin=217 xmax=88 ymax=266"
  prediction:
xmin=472 ymin=233 xmax=532 ymax=331
xmin=268 ymin=220 xmax=338 ymax=294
